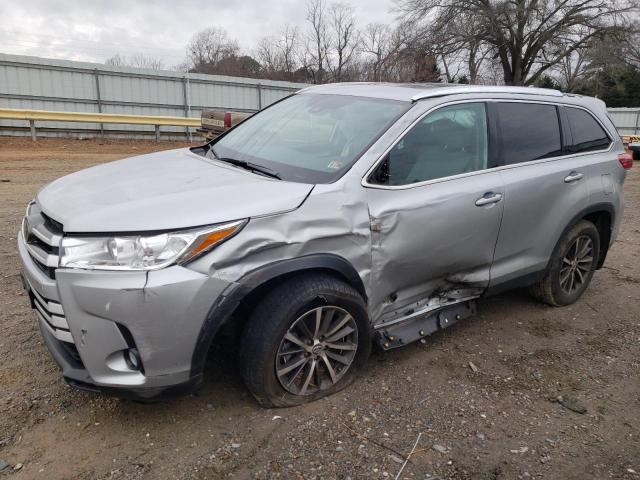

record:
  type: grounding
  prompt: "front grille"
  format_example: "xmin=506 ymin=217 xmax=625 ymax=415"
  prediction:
xmin=42 ymin=212 xmax=63 ymax=233
xmin=29 ymin=234 xmax=59 ymax=255
xmin=28 ymin=279 xmax=74 ymax=344
xmin=22 ymin=202 xmax=75 ymax=347
xmin=59 ymin=340 xmax=82 ymax=364
xmin=23 ymin=202 xmax=62 ymax=280
xmin=31 ymin=255 xmax=57 ymax=278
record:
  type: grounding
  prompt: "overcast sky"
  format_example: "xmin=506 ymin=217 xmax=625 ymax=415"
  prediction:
xmin=0 ymin=0 xmax=396 ymax=68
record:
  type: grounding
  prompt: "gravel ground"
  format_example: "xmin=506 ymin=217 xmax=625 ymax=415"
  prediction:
xmin=0 ymin=137 xmax=639 ymax=480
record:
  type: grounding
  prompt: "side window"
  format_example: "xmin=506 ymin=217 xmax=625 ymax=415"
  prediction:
xmin=497 ymin=102 xmax=562 ymax=164
xmin=370 ymin=103 xmax=488 ymax=186
xmin=566 ymin=107 xmax=611 ymax=153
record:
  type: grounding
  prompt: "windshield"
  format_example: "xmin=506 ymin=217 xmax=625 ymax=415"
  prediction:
xmin=209 ymin=93 xmax=410 ymax=183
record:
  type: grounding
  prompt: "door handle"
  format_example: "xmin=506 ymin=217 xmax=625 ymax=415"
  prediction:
xmin=564 ymin=171 xmax=584 ymax=183
xmin=475 ymin=192 xmax=503 ymax=206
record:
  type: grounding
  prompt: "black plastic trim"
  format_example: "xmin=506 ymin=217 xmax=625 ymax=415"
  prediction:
xmin=558 ymin=105 xmax=574 ymax=154
xmin=486 ymin=102 xmax=501 ymax=169
xmin=190 ymin=253 xmax=367 ymax=378
xmin=38 ymin=318 xmax=91 ymax=384
xmin=484 ymin=270 xmax=547 ymax=297
xmin=64 ymin=375 xmax=203 ymax=403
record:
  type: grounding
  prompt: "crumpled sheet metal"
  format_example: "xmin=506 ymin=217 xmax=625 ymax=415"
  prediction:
xmin=190 ymin=178 xmax=375 ymax=304
xmin=365 ymin=170 xmax=503 ymax=321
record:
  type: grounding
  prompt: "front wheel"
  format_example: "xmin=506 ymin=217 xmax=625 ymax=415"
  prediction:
xmin=530 ymin=220 xmax=600 ymax=306
xmin=240 ymin=274 xmax=371 ymax=408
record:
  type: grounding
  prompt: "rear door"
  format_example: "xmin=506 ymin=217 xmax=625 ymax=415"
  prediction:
xmin=562 ymin=105 xmax=617 ymax=208
xmin=365 ymin=101 xmax=505 ymax=323
xmin=490 ymin=101 xmax=591 ymax=287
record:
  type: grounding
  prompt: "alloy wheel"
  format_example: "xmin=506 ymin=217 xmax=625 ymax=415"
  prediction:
xmin=560 ymin=235 xmax=594 ymax=294
xmin=275 ymin=306 xmax=358 ymax=396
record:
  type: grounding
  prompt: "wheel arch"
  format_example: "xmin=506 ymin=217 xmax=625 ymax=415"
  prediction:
xmin=549 ymin=202 xmax=615 ymax=271
xmin=190 ymin=254 xmax=367 ymax=379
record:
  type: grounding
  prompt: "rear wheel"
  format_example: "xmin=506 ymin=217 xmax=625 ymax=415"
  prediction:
xmin=240 ymin=274 xmax=371 ymax=407
xmin=530 ymin=220 xmax=600 ymax=306
xmin=632 ymin=149 xmax=640 ymax=161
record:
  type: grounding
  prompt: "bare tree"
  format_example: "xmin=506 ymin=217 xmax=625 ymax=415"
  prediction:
xmin=557 ymin=45 xmax=591 ymax=91
xmin=395 ymin=0 xmax=635 ymax=86
xmin=439 ymin=13 xmax=491 ymax=84
xmin=305 ymin=0 xmax=329 ymax=83
xmin=105 ymin=53 xmax=164 ymax=70
xmin=361 ymin=22 xmax=441 ymax=82
xmin=105 ymin=54 xmax=126 ymax=67
xmin=256 ymin=36 xmax=284 ymax=77
xmin=466 ymin=36 xmax=491 ymax=84
xmin=621 ymin=29 xmax=640 ymax=69
xmin=186 ymin=27 xmax=240 ymax=72
xmin=278 ymin=25 xmax=300 ymax=78
xmin=422 ymin=24 xmax=464 ymax=82
xmin=362 ymin=23 xmax=388 ymax=81
xmin=129 ymin=54 xmax=165 ymax=70
xmin=327 ymin=3 xmax=360 ymax=81
xmin=256 ymin=26 xmax=302 ymax=80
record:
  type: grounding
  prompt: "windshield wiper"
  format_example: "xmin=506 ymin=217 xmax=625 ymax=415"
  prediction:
xmin=218 ymin=157 xmax=281 ymax=180
xmin=209 ymin=148 xmax=281 ymax=180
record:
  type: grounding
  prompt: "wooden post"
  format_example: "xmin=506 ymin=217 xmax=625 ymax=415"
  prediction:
xmin=155 ymin=125 xmax=160 ymax=142
xmin=29 ymin=119 xmax=36 ymax=141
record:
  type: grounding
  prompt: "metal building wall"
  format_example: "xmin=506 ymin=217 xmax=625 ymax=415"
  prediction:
xmin=3 ymin=54 xmax=636 ymax=140
xmin=0 ymin=53 xmax=307 ymax=139
xmin=607 ymin=108 xmax=640 ymax=137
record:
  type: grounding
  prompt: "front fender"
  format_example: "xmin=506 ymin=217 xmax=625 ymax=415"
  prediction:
xmin=189 ymin=253 xmax=366 ymax=378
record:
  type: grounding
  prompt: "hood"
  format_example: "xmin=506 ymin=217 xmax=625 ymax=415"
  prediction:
xmin=37 ymin=148 xmax=314 ymax=232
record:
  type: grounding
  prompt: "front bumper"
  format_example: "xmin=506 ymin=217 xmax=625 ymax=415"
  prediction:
xmin=18 ymin=230 xmax=232 ymax=399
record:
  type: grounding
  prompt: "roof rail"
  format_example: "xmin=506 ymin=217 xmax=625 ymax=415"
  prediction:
xmin=411 ymin=85 xmax=563 ymax=101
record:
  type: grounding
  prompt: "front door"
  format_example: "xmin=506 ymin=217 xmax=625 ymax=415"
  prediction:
xmin=364 ymin=102 xmax=504 ymax=323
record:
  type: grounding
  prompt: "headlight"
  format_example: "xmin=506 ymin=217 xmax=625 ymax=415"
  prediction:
xmin=59 ymin=220 xmax=246 ymax=271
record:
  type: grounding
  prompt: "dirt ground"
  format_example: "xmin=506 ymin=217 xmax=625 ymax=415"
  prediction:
xmin=0 ymin=137 xmax=638 ymax=480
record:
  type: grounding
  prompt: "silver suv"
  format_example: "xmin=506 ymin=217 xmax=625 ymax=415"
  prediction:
xmin=19 ymin=83 xmax=632 ymax=406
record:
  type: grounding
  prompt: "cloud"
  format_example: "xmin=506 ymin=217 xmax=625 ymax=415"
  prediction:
xmin=0 ymin=0 xmax=395 ymax=68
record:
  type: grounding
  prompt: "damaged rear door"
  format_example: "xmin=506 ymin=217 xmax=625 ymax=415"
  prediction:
xmin=364 ymin=101 xmax=504 ymax=323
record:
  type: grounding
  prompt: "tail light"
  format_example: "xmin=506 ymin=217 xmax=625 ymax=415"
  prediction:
xmin=618 ymin=153 xmax=633 ymax=170
xmin=224 ymin=112 xmax=231 ymax=129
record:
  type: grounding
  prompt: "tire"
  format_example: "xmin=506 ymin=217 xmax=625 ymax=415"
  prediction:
xmin=633 ymin=149 xmax=640 ymax=161
xmin=239 ymin=273 xmax=371 ymax=408
xmin=530 ymin=220 xmax=600 ymax=307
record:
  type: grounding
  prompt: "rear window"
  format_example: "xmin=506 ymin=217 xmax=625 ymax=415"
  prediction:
xmin=565 ymin=107 xmax=611 ymax=153
xmin=497 ymin=103 xmax=562 ymax=164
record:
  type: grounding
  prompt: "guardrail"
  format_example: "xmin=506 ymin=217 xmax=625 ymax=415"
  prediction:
xmin=0 ymin=108 xmax=201 ymax=141
xmin=4 ymin=106 xmax=638 ymax=144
